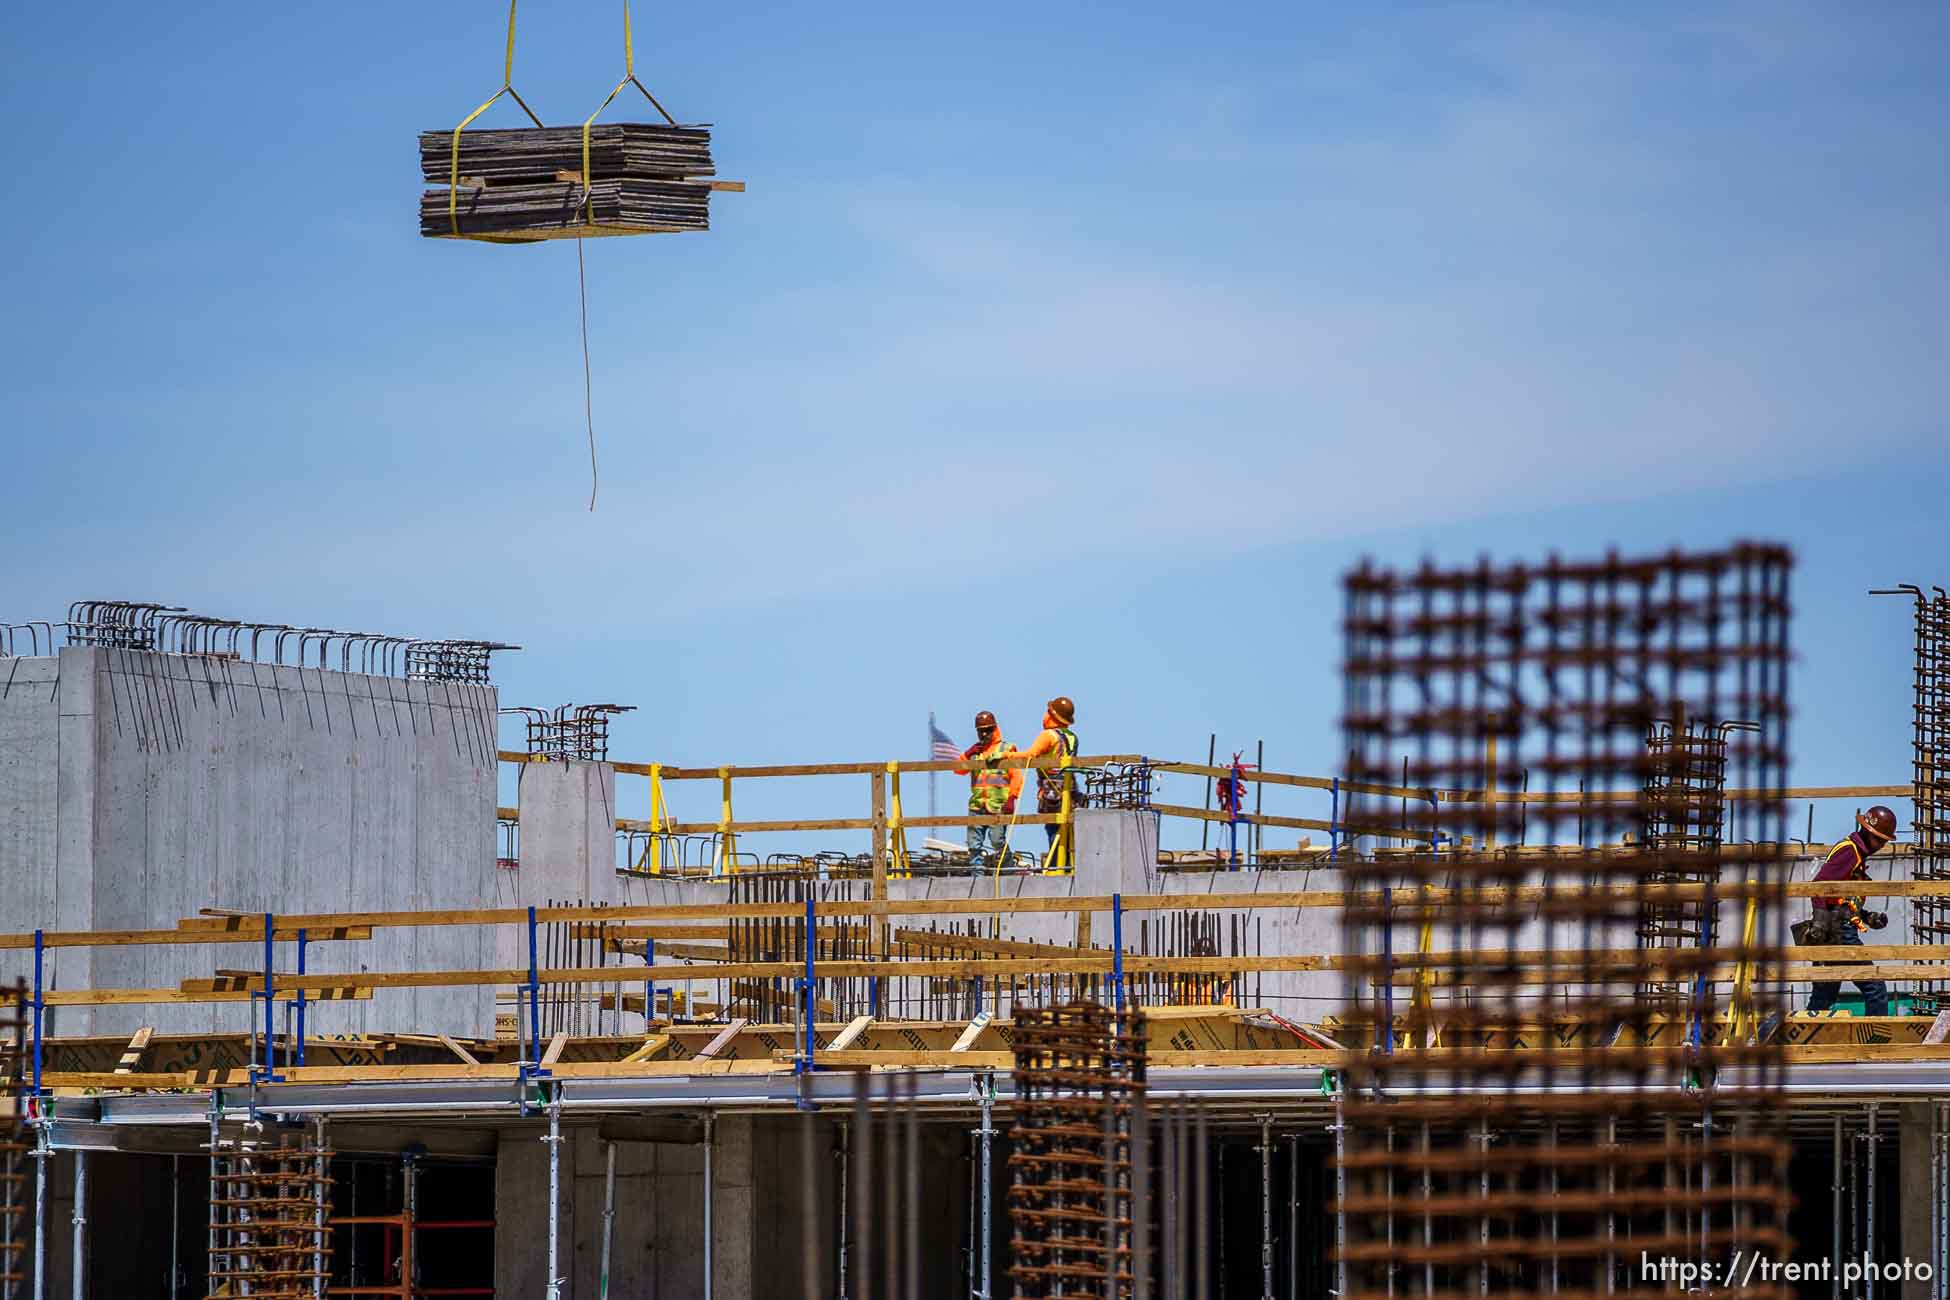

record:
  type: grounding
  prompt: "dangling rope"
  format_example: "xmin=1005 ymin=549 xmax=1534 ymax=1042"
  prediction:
xmin=572 ymin=1 xmax=680 ymax=511
xmin=577 ymin=234 xmax=598 ymax=511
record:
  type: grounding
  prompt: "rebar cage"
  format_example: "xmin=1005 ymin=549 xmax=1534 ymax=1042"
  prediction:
xmin=1878 ymin=586 xmax=1950 ymax=1010
xmin=1 ymin=980 xmax=24 ymax=1299
xmin=207 ymin=1131 xmax=334 ymax=1299
xmin=1007 ymin=1002 xmax=1148 ymax=1298
xmin=1337 ymin=545 xmax=1795 ymax=1296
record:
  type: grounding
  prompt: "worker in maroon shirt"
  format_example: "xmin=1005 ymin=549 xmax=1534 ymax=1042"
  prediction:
xmin=1806 ymin=805 xmax=1898 ymax=1016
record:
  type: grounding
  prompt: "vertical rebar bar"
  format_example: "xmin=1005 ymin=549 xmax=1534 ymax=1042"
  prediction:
xmin=978 ymin=1078 xmax=993 ymax=1300
xmin=1869 ymin=1101 xmax=1880 ymax=1300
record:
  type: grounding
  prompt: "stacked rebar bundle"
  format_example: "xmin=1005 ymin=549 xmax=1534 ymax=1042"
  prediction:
xmin=207 ymin=1137 xmax=333 ymax=1299
xmin=1635 ymin=711 xmax=1737 ymax=1009
xmin=1008 ymin=1001 xmax=1146 ymax=1298
xmin=1337 ymin=545 xmax=1795 ymax=1296
xmin=418 ymin=124 xmax=716 ymax=240
xmin=1877 ymin=585 xmax=1950 ymax=1008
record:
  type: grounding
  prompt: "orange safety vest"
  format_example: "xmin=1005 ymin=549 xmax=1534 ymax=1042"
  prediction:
xmin=965 ymin=737 xmax=1015 ymax=814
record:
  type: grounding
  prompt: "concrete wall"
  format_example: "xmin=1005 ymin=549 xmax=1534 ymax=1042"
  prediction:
xmin=0 ymin=647 xmax=500 ymax=1037
xmin=494 ymin=1117 xmax=757 ymax=1298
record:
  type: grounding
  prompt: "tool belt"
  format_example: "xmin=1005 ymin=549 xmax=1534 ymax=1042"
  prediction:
xmin=1791 ymin=910 xmax=1849 ymax=946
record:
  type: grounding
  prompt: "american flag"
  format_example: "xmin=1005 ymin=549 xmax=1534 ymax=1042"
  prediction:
xmin=930 ymin=720 xmax=960 ymax=761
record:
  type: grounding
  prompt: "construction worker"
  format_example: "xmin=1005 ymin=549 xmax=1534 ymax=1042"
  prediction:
xmin=1013 ymin=696 xmax=1081 ymax=849
xmin=1806 ymin=805 xmax=1897 ymax=1017
xmin=953 ymin=711 xmax=1021 ymax=866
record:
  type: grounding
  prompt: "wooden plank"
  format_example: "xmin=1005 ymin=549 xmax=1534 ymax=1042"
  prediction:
xmin=622 ymin=1033 xmax=672 ymax=1063
xmin=827 ymin=1015 xmax=873 ymax=1051
xmin=540 ymin=1033 xmax=569 ymax=1066
xmin=20 ymin=879 xmax=1950 ymax=957
xmin=112 ymin=1026 xmax=154 ymax=1074
xmin=437 ymin=1034 xmax=480 ymax=1066
xmin=46 ymin=1071 xmax=190 ymax=1089
xmin=950 ymin=1012 xmax=993 ymax=1053
xmin=693 ymin=1018 xmax=749 ymax=1061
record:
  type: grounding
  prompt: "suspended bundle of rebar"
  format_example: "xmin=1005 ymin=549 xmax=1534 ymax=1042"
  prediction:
xmin=207 ymin=1136 xmax=333 ymax=1299
xmin=418 ymin=123 xmax=718 ymax=240
xmin=1336 ymin=545 xmax=1796 ymax=1297
xmin=1007 ymin=1001 xmax=1146 ymax=1298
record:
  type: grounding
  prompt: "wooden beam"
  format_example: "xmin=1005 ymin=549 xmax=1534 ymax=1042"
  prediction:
xmin=622 ymin=1033 xmax=672 ymax=1064
xmin=950 ymin=1012 xmax=993 ymax=1053
xmin=693 ymin=1018 xmax=749 ymax=1062
xmin=540 ymin=1033 xmax=568 ymax=1066
xmin=112 ymin=1027 xmax=153 ymax=1074
xmin=827 ymin=1015 xmax=873 ymax=1051
xmin=437 ymin=1034 xmax=480 ymax=1066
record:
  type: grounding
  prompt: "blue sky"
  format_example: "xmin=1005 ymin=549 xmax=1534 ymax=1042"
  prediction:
xmin=3 ymin=3 xmax=1946 ymax=846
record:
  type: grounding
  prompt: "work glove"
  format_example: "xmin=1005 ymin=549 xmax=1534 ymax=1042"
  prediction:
xmin=1864 ymin=911 xmax=1889 ymax=930
xmin=1003 ymin=798 xmax=1017 ymax=815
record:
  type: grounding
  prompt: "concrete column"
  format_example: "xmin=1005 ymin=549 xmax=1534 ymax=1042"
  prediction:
xmin=1899 ymin=1103 xmax=1934 ymax=1300
xmin=711 ymin=1116 xmax=755 ymax=1300
xmin=1072 ymin=810 xmax=1161 ymax=897
xmin=516 ymin=760 xmax=619 ymax=905
xmin=496 ymin=1123 xmax=578 ymax=1297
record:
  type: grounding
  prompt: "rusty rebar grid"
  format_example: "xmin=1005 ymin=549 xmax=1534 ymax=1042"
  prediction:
xmin=1007 ymin=1001 xmax=1147 ymax=1299
xmin=1337 ymin=544 xmax=1794 ymax=1297
xmin=207 ymin=1137 xmax=334 ymax=1299
xmin=1873 ymin=585 xmax=1950 ymax=1008
xmin=1 ymin=980 xmax=24 ymax=1299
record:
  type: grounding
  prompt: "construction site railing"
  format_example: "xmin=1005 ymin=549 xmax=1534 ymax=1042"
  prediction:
xmin=496 ymin=747 xmax=1908 ymax=877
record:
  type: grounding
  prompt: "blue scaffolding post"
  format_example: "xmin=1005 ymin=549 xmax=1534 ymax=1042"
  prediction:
xmin=1329 ymin=777 xmax=1341 ymax=862
xmin=797 ymin=893 xmax=817 ymax=1080
xmin=31 ymin=929 xmax=45 ymax=1102
xmin=519 ymin=905 xmax=549 ymax=1107
xmin=643 ymin=940 xmax=655 ymax=1026
xmin=294 ymin=928 xmax=309 ymax=1069
xmin=1111 ymin=894 xmax=1125 ymax=1014
xmin=250 ymin=912 xmax=283 ymax=1088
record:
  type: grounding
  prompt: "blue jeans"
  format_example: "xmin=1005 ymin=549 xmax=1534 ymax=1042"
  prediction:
xmin=1807 ymin=921 xmax=1888 ymax=1016
xmin=967 ymin=820 xmax=1009 ymax=865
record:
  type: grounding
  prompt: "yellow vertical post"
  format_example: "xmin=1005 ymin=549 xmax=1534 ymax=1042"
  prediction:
xmin=1413 ymin=883 xmax=1439 ymax=1048
xmin=885 ymin=761 xmax=911 ymax=879
xmin=647 ymin=763 xmax=668 ymax=875
xmin=716 ymin=767 xmax=736 ymax=875
xmin=1042 ymin=750 xmax=1075 ymax=874
xmin=1723 ymin=880 xmax=1761 ymax=1046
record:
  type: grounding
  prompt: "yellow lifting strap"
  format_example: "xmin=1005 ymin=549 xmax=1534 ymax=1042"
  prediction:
xmin=448 ymin=0 xmax=546 ymax=236
xmin=885 ymin=762 xmax=912 ymax=880
xmin=578 ymin=0 xmax=679 ymax=226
